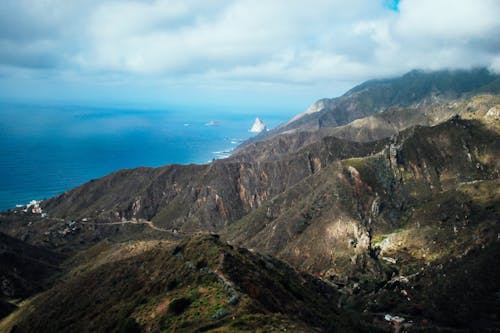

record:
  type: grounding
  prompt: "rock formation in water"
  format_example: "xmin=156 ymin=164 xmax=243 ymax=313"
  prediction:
xmin=249 ymin=117 xmax=266 ymax=133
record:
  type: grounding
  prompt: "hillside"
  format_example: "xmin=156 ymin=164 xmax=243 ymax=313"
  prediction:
xmin=232 ymin=94 xmax=500 ymax=162
xmin=37 ymin=133 xmax=385 ymax=234
xmin=242 ymin=68 xmax=500 ymax=147
xmin=225 ymin=117 xmax=499 ymax=271
xmin=0 ymin=234 xmax=358 ymax=333
xmin=0 ymin=68 xmax=499 ymax=332
xmin=224 ymin=117 xmax=500 ymax=330
xmin=0 ymin=232 xmax=64 ymax=320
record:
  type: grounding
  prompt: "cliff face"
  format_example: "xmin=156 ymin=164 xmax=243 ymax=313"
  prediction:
xmin=41 ymin=135 xmax=385 ymax=233
xmin=225 ymin=118 xmax=499 ymax=273
xmin=39 ymin=160 xmax=309 ymax=231
xmin=249 ymin=117 xmax=266 ymax=133
xmin=233 ymin=93 xmax=500 ymax=163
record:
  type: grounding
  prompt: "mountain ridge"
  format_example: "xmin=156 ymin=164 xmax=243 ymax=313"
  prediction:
xmin=0 ymin=234 xmax=358 ymax=333
xmin=241 ymin=67 xmax=500 ymax=148
xmin=1 ymin=67 xmax=499 ymax=332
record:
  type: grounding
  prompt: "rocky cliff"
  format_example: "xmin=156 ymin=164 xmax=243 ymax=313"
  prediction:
xmin=40 ymin=135 xmax=385 ymax=233
xmin=225 ymin=117 xmax=499 ymax=273
xmin=241 ymin=67 xmax=500 ymax=148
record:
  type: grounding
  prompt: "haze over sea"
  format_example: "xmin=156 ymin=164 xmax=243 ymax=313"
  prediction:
xmin=0 ymin=102 xmax=291 ymax=211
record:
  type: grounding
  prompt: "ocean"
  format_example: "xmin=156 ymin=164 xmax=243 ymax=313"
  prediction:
xmin=0 ymin=102 xmax=291 ymax=211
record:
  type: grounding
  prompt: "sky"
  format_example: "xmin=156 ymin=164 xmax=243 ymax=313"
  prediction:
xmin=0 ymin=0 xmax=499 ymax=112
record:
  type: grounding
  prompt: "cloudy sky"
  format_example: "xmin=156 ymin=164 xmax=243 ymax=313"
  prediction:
xmin=0 ymin=0 xmax=499 ymax=111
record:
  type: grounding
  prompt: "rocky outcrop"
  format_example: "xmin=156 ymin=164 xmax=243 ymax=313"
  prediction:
xmin=233 ymin=94 xmax=500 ymax=162
xmin=240 ymin=67 xmax=499 ymax=148
xmin=249 ymin=117 xmax=266 ymax=133
xmin=41 ymin=134 xmax=387 ymax=233
xmin=224 ymin=118 xmax=500 ymax=277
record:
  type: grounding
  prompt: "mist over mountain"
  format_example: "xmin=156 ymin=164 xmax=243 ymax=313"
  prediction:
xmin=242 ymin=67 xmax=500 ymax=147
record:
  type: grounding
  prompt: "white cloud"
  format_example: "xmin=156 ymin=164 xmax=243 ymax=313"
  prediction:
xmin=396 ymin=0 xmax=499 ymax=39
xmin=491 ymin=55 xmax=500 ymax=73
xmin=77 ymin=0 xmax=383 ymax=76
xmin=0 ymin=0 xmax=499 ymax=103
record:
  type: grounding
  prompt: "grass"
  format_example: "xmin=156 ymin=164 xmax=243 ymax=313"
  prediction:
xmin=371 ymin=234 xmax=388 ymax=245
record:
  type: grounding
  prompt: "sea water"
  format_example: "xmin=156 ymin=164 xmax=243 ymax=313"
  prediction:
xmin=0 ymin=102 xmax=291 ymax=210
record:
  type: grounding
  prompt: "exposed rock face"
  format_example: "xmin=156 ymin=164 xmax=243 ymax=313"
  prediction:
xmin=280 ymin=98 xmax=330 ymax=128
xmin=486 ymin=106 xmax=499 ymax=120
xmin=41 ymin=135 xmax=385 ymax=233
xmin=249 ymin=117 xmax=266 ymax=133
xmin=40 ymin=161 xmax=307 ymax=232
xmin=240 ymin=67 xmax=499 ymax=147
xmin=233 ymin=94 xmax=500 ymax=163
xmin=225 ymin=118 xmax=499 ymax=276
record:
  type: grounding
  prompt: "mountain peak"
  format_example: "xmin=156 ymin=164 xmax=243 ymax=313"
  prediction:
xmin=249 ymin=117 xmax=266 ymax=133
xmin=239 ymin=67 xmax=500 ymax=148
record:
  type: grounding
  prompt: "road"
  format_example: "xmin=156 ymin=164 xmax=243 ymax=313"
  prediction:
xmin=80 ymin=219 xmax=172 ymax=232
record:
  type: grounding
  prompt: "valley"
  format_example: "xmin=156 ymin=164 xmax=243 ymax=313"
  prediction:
xmin=0 ymin=68 xmax=499 ymax=332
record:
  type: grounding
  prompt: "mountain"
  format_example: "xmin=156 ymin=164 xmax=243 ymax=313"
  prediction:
xmin=241 ymin=67 xmax=499 ymax=147
xmin=0 ymin=232 xmax=64 ymax=320
xmin=232 ymin=94 xmax=500 ymax=162
xmin=0 ymin=234 xmax=359 ymax=333
xmin=225 ymin=116 xmax=499 ymax=274
xmin=35 ymin=92 xmax=498 ymax=232
xmin=0 ymin=68 xmax=499 ymax=332
xmin=36 ymin=136 xmax=386 ymax=234
xmin=249 ymin=117 xmax=266 ymax=133
xmin=226 ymin=116 xmax=500 ymax=330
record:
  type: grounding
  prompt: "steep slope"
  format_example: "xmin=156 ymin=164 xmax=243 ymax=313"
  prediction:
xmin=243 ymin=68 xmax=499 ymax=146
xmin=18 ymin=70 xmax=498 ymax=240
xmin=224 ymin=116 xmax=500 ymax=330
xmin=354 ymin=179 xmax=500 ymax=331
xmin=1 ymin=234 xmax=357 ymax=333
xmin=0 ymin=232 xmax=64 ymax=319
xmin=37 ymin=134 xmax=384 ymax=234
xmin=233 ymin=93 xmax=500 ymax=162
xmin=40 ymin=162 xmax=306 ymax=231
xmin=226 ymin=117 xmax=499 ymax=272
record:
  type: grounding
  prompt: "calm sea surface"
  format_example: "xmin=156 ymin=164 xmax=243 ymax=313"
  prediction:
xmin=0 ymin=102 xmax=291 ymax=210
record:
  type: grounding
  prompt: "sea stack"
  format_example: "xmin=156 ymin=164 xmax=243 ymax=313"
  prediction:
xmin=249 ymin=117 xmax=266 ymax=133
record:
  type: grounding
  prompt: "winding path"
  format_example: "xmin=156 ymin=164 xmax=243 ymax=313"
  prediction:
xmin=80 ymin=219 xmax=172 ymax=233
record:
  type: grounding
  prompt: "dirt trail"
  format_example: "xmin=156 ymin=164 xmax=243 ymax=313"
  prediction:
xmin=81 ymin=219 xmax=171 ymax=232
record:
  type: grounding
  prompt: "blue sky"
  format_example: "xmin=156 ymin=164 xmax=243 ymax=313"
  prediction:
xmin=384 ymin=0 xmax=400 ymax=11
xmin=0 ymin=0 xmax=499 ymax=113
